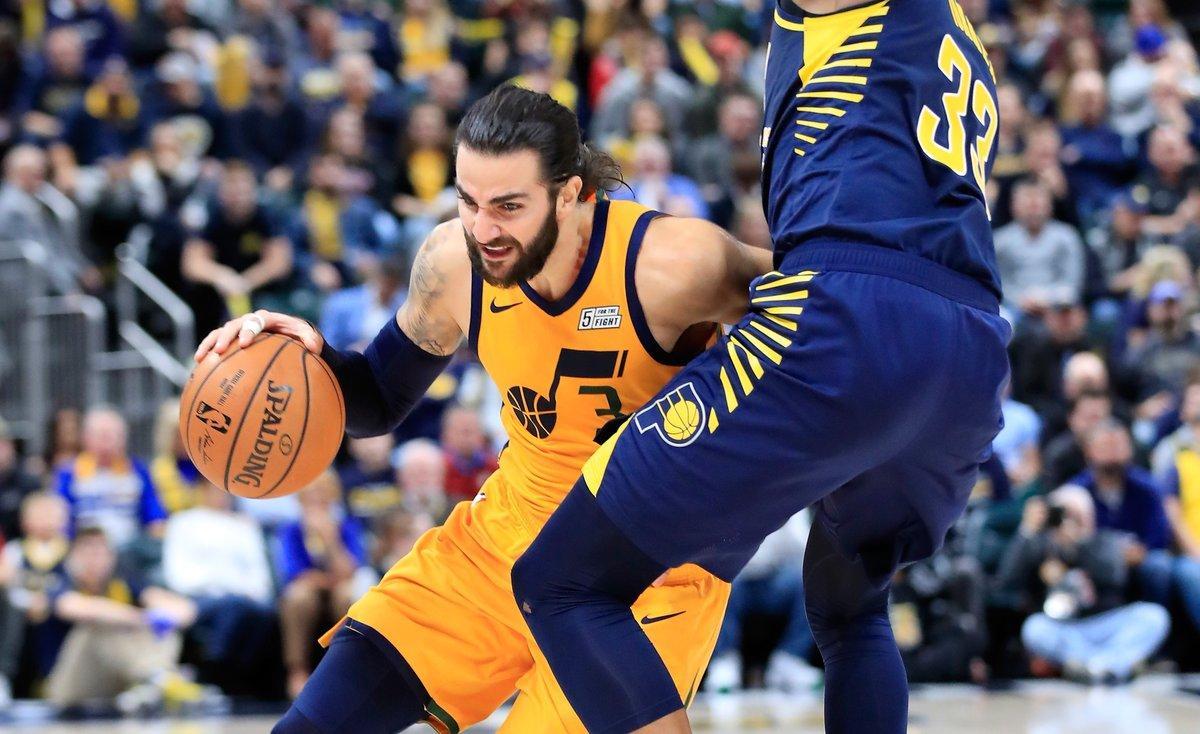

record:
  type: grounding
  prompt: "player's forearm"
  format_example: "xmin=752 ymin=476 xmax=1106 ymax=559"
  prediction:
xmin=319 ymin=315 xmax=452 ymax=437
xmin=242 ymin=241 xmax=293 ymax=289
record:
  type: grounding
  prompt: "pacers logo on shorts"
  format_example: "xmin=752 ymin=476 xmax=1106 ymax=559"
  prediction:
xmin=633 ymin=383 xmax=706 ymax=448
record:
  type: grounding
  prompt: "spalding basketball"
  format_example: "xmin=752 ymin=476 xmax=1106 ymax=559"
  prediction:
xmin=180 ymin=333 xmax=345 ymax=499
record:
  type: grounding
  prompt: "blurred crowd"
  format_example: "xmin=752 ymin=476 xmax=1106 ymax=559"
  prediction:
xmin=0 ymin=0 xmax=1198 ymax=716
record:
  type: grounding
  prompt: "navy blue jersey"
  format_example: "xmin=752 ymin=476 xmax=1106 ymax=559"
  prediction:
xmin=762 ymin=0 xmax=1002 ymax=299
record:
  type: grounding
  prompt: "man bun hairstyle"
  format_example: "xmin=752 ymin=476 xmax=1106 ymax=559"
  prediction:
xmin=455 ymin=85 xmax=623 ymax=200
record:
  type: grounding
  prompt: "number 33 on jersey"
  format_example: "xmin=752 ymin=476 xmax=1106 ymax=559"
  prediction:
xmin=761 ymin=0 xmax=1002 ymax=301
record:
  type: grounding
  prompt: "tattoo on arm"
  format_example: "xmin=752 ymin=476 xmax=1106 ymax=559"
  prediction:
xmin=401 ymin=225 xmax=461 ymax=356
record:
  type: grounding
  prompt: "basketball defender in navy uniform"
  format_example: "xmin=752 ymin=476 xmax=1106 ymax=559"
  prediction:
xmin=512 ymin=0 xmax=1010 ymax=731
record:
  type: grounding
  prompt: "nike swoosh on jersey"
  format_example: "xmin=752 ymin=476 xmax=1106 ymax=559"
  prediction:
xmin=489 ymin=298 xmax=522 ymax=313
xmin=640 ymin=611 xmax=686 ymax=625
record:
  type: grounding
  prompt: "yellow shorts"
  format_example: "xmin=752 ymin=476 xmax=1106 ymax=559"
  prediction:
xmin=323 ymin=471 xmax=730 ymax=733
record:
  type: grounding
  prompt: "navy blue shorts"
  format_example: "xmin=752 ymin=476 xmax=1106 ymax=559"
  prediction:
xmin=586 ymin=243 xmax=1011 ymax=582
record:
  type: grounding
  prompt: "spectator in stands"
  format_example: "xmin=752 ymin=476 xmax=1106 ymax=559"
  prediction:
xmin=319 ymin=252 xmax=407 ymax=351
xmin=162 ymin=480 xmax=275 ymax=683
xmin=609 ymin=135 xmax=709 ymax=219
xmin=147 ymin=52 xmax=233 ymax=160
xmin=331 ymin=52 xmax=403 ymax=159
xmin=229 ymin=0 xmax=301 ymax=64
xmin=590 ymin=33 xmax=693 ymax=141
xmin=425 ymin=62 xmax=469 ymax=127
xmin=995 ymin=485 xmax=1169 ymax=684
xmin=1160 ymin=378 xmax=1200 ymax=563
xmin=338 ymin=434 xmax=402 ymax=526
xmin=994 ymin=178 xmax=1087 ymax=316
xmin=685 ymin=92 xmax=762 ymax=228
xmin=293 ymin=7 xmax=342 ymax=108
xmin=891 ymin=540 xmax=988 ymax=684
xmin=56 ymin=57 xmax=147 ymax=171
xmin=181 ymin=160 xmax=294 ymax=335
xmin=276 ymin=471 xmax=369 ymax=698
xmin=55 ymin=407 xmax=166 ymax=549
xmin=0 ymin=144 xmax=96 ymax=294
xmin=705 ymin=513 xmax=819 ymax=694
xmin=1072 ymin=419 xmax=1200 ymax=633
xmin=1093 ymin=192 xmax=1153 ymax=299
xmin=0 ymin=416 xmax=40 ymax=542
xmin=0 ymin=492 xmax=71 ymax=703
xmin=1110 ymin=23 xmax=1172 ymax=138
xmin=44 ymin=0 xmax=124 ymax=76
xmin=393 ymin=438 xmax=449 ymax=522
xmin=994 ymin=385 xmax=1043 ymax=489
xmin=1007 ymin=291 xmax=1098 ymax=419
xmin=290 ymin=152 xmax=396 ymax=291
xmin=1043 ymin=392 xmax=1114 ymax=490
xmin=685 ymin=30 xmax=755 ymax=139
xmin=232 ymin=52 xmax=308 ymax=188
xmin=1122 ymin=280 xmax=1200 ymax=403
xmin=390 ymin=101 xmax=456 ymax=247
xmin=440 ymin=405 xmax=497 ymax=503
xmin=370 ymin=507 xmax=433 ymax=576
xmin=1059 ymin=70 xmax=1137 ymax=226
xmin=1135 ymin=125 xmax=1197 ymax=241
xmin=14 ymin=27 xmax=89 ymax=144
xmin=45 ymin=527 xmax=204 ymax=712
xmin=149 ymin=401 xmax=202 ymax=515
xmin=128 ymin=0 xmax=217 ymax=72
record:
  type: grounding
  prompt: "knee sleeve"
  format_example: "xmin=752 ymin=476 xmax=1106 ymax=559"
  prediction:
xmin=275 ymin=620 xmax=428 ymax=734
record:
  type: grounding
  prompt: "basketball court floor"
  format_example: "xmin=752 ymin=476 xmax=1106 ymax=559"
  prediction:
xmin=6 ymin=676 xmax=1200 ymax=733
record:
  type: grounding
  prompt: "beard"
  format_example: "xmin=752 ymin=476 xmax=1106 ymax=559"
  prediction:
xmin=464 ymin=205 xmax=559 ymax=288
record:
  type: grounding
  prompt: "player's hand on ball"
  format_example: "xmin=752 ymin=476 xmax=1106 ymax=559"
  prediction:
xmin=194 ymin=309 xmax=324 ymax=362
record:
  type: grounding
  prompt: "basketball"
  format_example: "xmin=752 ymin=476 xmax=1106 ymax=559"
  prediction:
xmin=179 ymin=333 xmax=345 ymax=499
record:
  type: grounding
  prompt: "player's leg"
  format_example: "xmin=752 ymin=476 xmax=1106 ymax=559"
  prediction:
xmin=280 ymin=489 xmax=533 ymax=733
xmin=273 ymin=621 xmax=428 ymax=734
xmin=501 ymin=564 xmax=729 ymax=733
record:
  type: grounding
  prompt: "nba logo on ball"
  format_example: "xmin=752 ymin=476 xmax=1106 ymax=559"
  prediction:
xmin=633 ymin=383 xmax=706 ymax=447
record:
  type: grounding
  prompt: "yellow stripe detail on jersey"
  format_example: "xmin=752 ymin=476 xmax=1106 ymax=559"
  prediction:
xmin=797 ymin=106 xmax=847 ymax=116
xmin=755 ymin=272 xmax=816 ymax=289
xmin=707 ymin=408 xmax=719 ymax=433
xmin=797 ymin=119 xmax=830 ymax=130
xmin=808 ymin=74 xmax=869 ymax=85
xmin=797 ymin=90 xmax=864 ymax=103
xmin=765 ymin=306 xmax=806 ymax=316
xmin=794 ymin=148 xmax=807 ymax=156
xmin=794 ymin=133 xmax=818 ymax=144
xmin=752 ymin=289 xmax=810 ymax=304
xmin=835 ymin=41 xmax=879 ymax=53
xmin=850 ymin=24 xmax=884 ymax=36
xmin=763 ymin=313 xmax=799 ymax=331
xmin=820 ymin=58 xmax=873 ymax=68
xmin=749 ymin=320 xmax=793 ymax=348
xmin=719 ymin=367 xmax=738 ymax=411
xmin=730 ymin=336 xmax=765 ymax=379
xmin=727 ymin=342 xmax=755 ymax=394
xmin=739 ymin=331 xmax=783 ymax=365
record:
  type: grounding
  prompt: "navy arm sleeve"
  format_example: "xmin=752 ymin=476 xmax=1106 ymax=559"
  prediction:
xmin=318 ymin=316 xmax=452 ymax=438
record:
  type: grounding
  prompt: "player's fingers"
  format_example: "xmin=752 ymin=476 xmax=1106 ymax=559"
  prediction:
xmin=237 ymin=310 xmax=270 ymax=347
xmin=212 ymin=319 xmax=245 ymax=354
xmin=193 ymin=330 xmax=220 ymax=362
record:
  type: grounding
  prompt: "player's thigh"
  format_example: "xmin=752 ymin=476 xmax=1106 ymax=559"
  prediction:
xmin=632 ymin=566 xmax=731 ymax=703
xmin=341 ymin=500 xmax=533 ymax=731
xmin=498 ymin=566 xmax=729 ymax=733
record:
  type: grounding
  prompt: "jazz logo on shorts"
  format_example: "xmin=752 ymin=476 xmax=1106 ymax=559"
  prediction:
xmin=633 ymin=383 xmax=706 ymax=448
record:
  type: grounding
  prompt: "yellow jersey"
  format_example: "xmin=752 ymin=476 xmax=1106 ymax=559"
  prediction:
xmin=470 ymin=199 xmax=707 ymax=521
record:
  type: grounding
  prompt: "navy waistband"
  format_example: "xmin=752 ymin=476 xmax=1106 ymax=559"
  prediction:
xmin=779 ymin=242 xmax=1000 ymax=314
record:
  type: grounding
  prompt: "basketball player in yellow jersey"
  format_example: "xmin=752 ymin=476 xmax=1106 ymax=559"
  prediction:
xmin=196 ymin=85 xmax=770 ymax=733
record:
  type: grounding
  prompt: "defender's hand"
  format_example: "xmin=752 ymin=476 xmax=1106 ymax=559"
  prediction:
xmin=194 ymin=309 xmax=323 ymax=362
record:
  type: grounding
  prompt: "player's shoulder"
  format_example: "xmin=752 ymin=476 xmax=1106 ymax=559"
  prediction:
xmin=638 ymin=215 xmax=732 ymax=279
xmin=415 ymin=219 xmax=472 ymax=285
